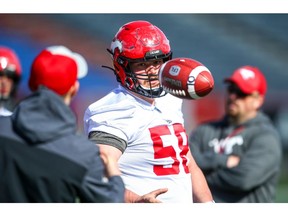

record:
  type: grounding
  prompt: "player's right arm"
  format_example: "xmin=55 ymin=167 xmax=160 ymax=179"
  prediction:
xmin=96 ymin=143 xmax=168 ymax=203
xmin=89 ymin=131 xmax=167 ymax=203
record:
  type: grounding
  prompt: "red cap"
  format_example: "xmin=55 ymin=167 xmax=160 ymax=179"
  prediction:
xmin=29 ymin=46 xmax=87 ymax=95
xmin=0 ymin=46 xmax=22 ymax=77
xmin=224 ymin=65 xmax=267 ymax=96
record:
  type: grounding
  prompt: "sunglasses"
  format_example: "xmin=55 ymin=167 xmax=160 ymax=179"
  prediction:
xmin=227 ymin=84 xmax=250 ymax=98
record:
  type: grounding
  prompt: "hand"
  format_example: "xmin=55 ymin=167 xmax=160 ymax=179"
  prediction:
xmin=125 ymin=188 xmax=168 ymax=203
xmin=227 ymin=155 xmax=240 ymax=168
xmin=135 ymin=188 xmax=168 ymax=203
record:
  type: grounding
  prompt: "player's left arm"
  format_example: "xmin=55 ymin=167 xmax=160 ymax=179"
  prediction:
xmin=187 ymin=150 xmax=214 ymax=203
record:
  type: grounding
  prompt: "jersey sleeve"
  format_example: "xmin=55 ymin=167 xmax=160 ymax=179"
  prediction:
xmin=89 ymin=131 xmax=127 ymax=153
xmin=84 ymin=99 xmax=137 ymax=143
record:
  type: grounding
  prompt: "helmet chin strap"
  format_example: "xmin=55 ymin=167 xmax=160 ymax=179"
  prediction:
xmin=134 ymin=82 xmax=166 ymax=98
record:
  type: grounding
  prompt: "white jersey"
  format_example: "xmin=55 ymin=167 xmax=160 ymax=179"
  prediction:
xmin=84 ymin=85 xmax=192 ymax=203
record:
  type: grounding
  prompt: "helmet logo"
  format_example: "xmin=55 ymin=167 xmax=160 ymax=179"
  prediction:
xmin=111 ymin=40 xmax=123 ymax=54
xmin=0 ymin=57 xmax=8 ymax=70
xmin=0 ymin=57 xmax=16 ymax=72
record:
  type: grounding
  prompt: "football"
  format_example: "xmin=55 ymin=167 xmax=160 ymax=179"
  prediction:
xmin=159 ymin=57 xmax=214 ymax=100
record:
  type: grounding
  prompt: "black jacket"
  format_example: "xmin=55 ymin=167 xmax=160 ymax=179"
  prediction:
xmin=0 ymin=88 xmax=125 ymax=203
xmin=189 ymin=112 xmax=282 ymax=203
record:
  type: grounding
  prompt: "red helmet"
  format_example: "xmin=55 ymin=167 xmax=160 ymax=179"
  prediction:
xmin=0 ymin=46 xmax=22 ymax=83
xmin=0 ymin=46 xmax=22 ymax=101
xmin=108 ymin=20 xmax=172 ymax=98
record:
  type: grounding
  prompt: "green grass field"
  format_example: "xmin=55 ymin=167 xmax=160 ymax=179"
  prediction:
xmin=276 ymin=182 xmax=288 ymax=203
xmin=275 ymin=151 xmax=288 ymax=203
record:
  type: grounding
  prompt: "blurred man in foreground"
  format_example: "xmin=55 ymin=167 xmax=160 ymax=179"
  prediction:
xmin=0 ymin=45 xmax=125 ymax=202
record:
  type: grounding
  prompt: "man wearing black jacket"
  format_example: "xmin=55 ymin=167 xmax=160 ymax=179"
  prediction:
xmin=0 ymin=45 xmax=125 ymax=202
xmin=189 ymin=65 xmax=282 ymax=203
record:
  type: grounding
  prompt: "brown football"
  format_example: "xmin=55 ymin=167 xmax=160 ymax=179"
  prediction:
xmin=159 ymin=57 xmax=214 ymax=100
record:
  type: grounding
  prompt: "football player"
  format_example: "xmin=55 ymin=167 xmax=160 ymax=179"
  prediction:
xmin=84 ymin=20 xmax=213 ymax=203
xmin=0 ymin=46 xmax=22 ymax=116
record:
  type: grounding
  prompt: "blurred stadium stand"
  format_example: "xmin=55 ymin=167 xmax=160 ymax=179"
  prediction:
xmin=1 ymin=14 xmax=287 ymax=201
